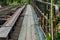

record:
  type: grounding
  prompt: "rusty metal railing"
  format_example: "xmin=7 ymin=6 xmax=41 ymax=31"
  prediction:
xmin=32 ymin=0 xmax=59 ymax=40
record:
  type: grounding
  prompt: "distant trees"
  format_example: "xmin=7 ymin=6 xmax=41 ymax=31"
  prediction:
xmin=1 ymin=0 xmax=59 ymax=6
xmin=0 ymin=0 xmax=22 ymax=5
xmin=0 ymin=0 xmax=32 ymax=5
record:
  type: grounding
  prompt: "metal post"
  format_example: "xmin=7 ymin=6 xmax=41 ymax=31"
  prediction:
xmin=51 ymin=0 xmax=53 ymax=40
xmin=43 ymin=0 xmax=47 ymax=32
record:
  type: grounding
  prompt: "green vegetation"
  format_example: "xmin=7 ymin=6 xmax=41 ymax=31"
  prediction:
xmin=56 ymin=16 xmax=60 ymax=24
xmin=0 ymin=0 xmax=32 ymax=5
xmin=56 ymin=0 xmax=60 ymax=11
xmin=56 ymin=15 xmax=60 ymax=40
xmin=45 ymin=32 xmax=51 ymax=40
xmin=56 ymin=23 xmax=60 ymax=40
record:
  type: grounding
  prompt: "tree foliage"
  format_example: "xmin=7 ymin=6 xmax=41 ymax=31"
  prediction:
xmin=0 ymin=0 xmax=32 ymax=5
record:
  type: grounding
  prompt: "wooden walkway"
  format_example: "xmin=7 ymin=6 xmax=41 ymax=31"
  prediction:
xmin=18 ymin=5 xmax=45 ymax=40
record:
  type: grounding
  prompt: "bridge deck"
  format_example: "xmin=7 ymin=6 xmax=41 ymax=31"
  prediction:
xmin=18 ymin=5 xmax=45 ymax=40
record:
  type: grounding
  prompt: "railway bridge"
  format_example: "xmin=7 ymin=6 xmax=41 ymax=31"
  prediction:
xmin=0 ymin=0 xmax=58 ymax=40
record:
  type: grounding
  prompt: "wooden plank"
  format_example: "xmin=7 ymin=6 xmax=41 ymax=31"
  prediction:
xmin=18 ymin=5 xmax=28 ymax=40
xmin=18 ymin=5 xmax=45 ymax=40
xmin=0 ymin=27 xmax=12 ymax=38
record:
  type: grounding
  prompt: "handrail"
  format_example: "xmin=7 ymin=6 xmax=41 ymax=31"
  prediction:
xmin=34 ymin=0 xmax=59 ymax=15
xmin=33 ymin=4 xmax=47 ymax=37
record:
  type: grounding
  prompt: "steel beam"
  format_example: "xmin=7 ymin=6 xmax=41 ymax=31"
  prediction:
xmin=0 ymin=5 xmax=26 ymax=40
xmin=0 ymin=6 xmax=18 ymax=16
xmin=2 ymin=5 xmax=26 ymax=27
